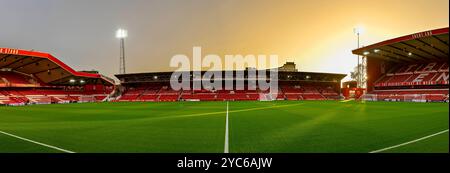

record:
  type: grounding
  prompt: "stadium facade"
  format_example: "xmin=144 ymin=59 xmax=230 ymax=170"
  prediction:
xmin=353 ymin=27 xmax=449 ymax=102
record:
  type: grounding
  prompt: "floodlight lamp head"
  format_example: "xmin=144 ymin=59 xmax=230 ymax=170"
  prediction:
xmin=353 ymin=26 xmax=364 ymax=35
xmin=116 ymin=29 xmax=128 ymax=39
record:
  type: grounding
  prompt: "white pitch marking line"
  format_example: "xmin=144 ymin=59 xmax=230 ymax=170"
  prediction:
xmin=0 ymin=130 xmax=75 ymax=153
xmin=369 ymin=129 xmax=449 ymax=153
xmin=224 ymin=101 xmax=229 ymax=153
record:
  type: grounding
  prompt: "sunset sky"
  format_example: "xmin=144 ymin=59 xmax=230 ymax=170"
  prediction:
xmin=0 ymin=0 xmax=448 ymax=81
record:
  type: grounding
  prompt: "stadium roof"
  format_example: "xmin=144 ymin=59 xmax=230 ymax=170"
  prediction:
xmin=0 ymin=48 xmax=114 ymax=85
xmin=352 ymin=27 xmax=449 ymax=63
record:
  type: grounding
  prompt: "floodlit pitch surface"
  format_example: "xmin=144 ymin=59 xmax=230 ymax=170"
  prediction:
xmin=0 ymin=101 xmax=448 ymax=153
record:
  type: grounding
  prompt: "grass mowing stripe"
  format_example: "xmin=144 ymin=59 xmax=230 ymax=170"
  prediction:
xmin=224 ymin=102 xmax=229 ymax=153
xmin=369 ymin=129 xmax=449 ymax=153
xmin=228 ymin=103 xmax=304 ymax=114
xmin=164 ymin=103 xmax=304 ymax=120
xmin=0 ymin=130 xmax=75 ymax=153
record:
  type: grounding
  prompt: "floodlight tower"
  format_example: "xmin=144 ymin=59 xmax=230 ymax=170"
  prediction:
xmin=353 ymin=26 xmax=363 ymax=88
xmin=116 ymin=29 xmax=128 ymax=74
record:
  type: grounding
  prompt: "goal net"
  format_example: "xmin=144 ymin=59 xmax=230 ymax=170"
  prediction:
xmin=259 ymin=93 xmax=277 ymax=101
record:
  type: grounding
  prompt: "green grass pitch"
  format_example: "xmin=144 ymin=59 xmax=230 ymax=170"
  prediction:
xmin=0 ymin=101 xmax=448 ymax=153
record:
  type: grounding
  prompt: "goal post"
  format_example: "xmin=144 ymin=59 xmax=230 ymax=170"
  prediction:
xmin=403 ymin=94 xmax=426 ymax=102
xmin=79 ymin=95 xmax=96 ymax=103
xmin=361 ymin=94 xmax=378 ymax=101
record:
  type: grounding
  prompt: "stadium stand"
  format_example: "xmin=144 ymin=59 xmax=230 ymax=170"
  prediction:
xmin=115 ymin=63 xmax=346 ymax=102
xmin=374 ymin=62 xmax=448 ymax=87
xmin=353 ymin=27 xmax=449 ymax=102
xmin=0 ymin=48 xmax=115 ymax=106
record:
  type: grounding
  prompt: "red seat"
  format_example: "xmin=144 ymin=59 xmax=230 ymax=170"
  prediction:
xmin=375 ymin=62 xmax=449 ymax=87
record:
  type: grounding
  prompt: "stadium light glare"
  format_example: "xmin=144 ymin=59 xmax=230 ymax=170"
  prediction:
xmin=374 ymin=49 xmax=380 ymax=53
xmin=408 ymin=52 xmax=413 ymax=56
xmin=69 ymin=79 xmax=75 ymax=83
xmin=116 ymin=29 xmax=128 ymax=39
xmin=353 ymin=26 xmax=364 ymax=35
xmin=80 ymin=80 xmax=85 ymax=84
xmin=363 ymin=51 xmax=370 ymax=55
xmin=117 ymin=28 xmax=128 ymax=74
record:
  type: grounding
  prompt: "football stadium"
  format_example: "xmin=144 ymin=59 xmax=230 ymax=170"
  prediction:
xmin=0 ymin=27 xmax=448 ymax=153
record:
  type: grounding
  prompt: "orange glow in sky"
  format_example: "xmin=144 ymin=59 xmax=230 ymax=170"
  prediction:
xmin=0 ymin=0 xmax=448 ymax=80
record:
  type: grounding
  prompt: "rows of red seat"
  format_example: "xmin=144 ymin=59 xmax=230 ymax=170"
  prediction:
xmin=181 ymin=89 xmax=217 ymax=101
xmin=119 ymin=86 xmax=263 ymax=102
xmin=118 ymin=84 xmax=340 ymax=102
xmin=119 ymin=86 xmax=159 ymax=101
xmin=0 ymin=95 xmax=28 ymax=105
xmin=0 ymin=70 xmax=114 ymax=105
xmin=278 ymin=85 xmax=335 ymax=100
xmin=0 ymin=88 xmax=109 ymax=105
xmin=159 ymin=86 xmax=181 ymax=101
xmin=375 ymin=62 xmax=449 ymax=87
xmin=366 ymin=62 xmax=450 ymax=102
